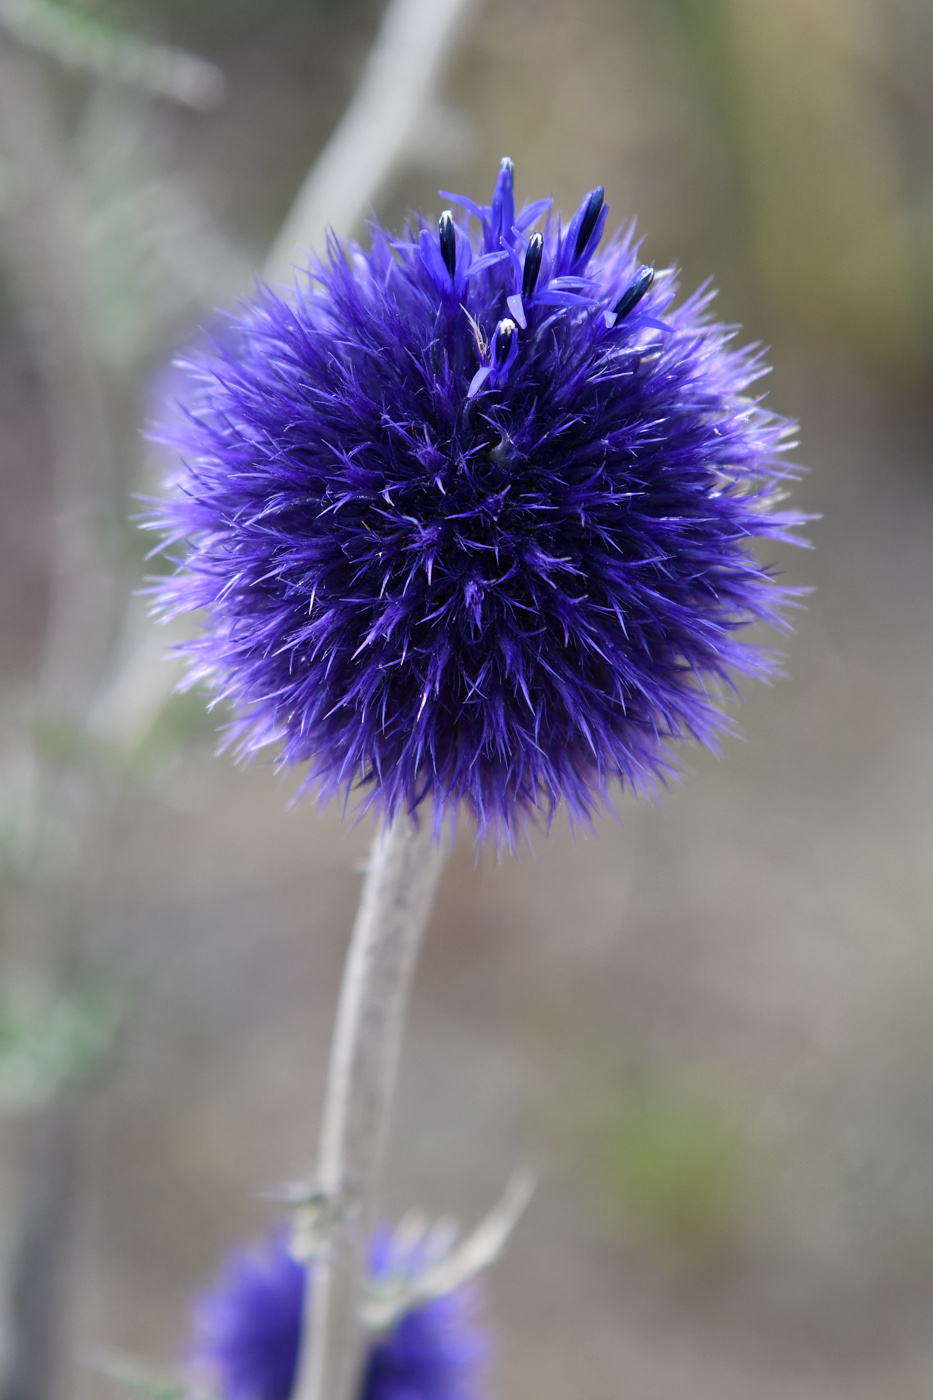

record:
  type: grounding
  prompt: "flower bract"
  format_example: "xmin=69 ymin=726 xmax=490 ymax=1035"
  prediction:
xmin=187 ymin=1229 xmax=486 ymax=1400
xmin=152 ymin=158 xmax=804 ymax=842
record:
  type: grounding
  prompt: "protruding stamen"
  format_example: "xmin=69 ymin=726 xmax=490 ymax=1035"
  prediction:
xmin=490 ymin=157 xmax=516 ymax=247
xmin=613 ymin=266 xmax=655 ymax=320
xmin=495 ymin=318 xmax=517 ymax=366
xmin=438 ymin=210 xmax=457 ymax=279
xmin=574 ymin=186 xmax=604 ymax=260
xmin=522 ymin=233 xmax=544 ymax=299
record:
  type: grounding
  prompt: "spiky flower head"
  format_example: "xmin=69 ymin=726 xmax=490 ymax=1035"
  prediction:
xmin=152 ymin=158 xmax=803 ymax=842
xmin=187 ymin=1229 xmax=486 ymax=1400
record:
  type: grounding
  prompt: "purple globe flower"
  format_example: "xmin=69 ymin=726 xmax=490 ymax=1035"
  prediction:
xmin=187 ymin=1230 xmax=487 ymax=1400
xmin=152 ymin=158 xmax=804 ymax=842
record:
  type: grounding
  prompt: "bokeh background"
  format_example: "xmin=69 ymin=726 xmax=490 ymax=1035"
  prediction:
xmin=2 ymin=1 xmax=933 ymax=1397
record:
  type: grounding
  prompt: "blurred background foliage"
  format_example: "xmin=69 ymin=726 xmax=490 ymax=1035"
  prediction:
xmin=2 ymin=0 xmax=931 ymax=445
xmin=652 ymin=0 xmax=933 ymax=385
xmin=0 ymin=976 xmax=126 ymax=1112
xmin=575 ymin=1065 xmax=754 ymax=1271
xmin=1 ymin=0 xmax=933 ymax=1398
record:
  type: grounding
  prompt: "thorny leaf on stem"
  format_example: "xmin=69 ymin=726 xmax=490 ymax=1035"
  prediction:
xmin=360 ymin=1170 xmax=535 ymax=1333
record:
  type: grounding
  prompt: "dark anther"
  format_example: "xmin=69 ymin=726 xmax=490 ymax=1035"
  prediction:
xmin=522 ymin=233 xmax=544 ymax=299
xmin=613 ymin=265 xmax=655 ymax=320
xmin=438 ymin=210 xmax=457 ymax=279
xmin=574 ymin=186 xmax=604 ymax=260
xmin=495 ymin=318 xmax=516 ymax=365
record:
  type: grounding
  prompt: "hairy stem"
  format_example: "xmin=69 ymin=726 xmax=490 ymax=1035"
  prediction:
xmin=294 ymin=815 xmax=447 ymax=1400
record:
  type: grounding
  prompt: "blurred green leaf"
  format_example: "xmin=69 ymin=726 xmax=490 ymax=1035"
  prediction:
xmin=129 ymin=685 xmax=223 ymax=769
xmin=93 ymin=1347 xmax=210 ymax=1400
xmin=0 ymin=799 xmax=40 ymax=877
xmin=33 ymin=714 xmax=96 ymax=768
xmin=592 ymin=1076 xmax=751 ymax=1265
xmin=77 ymin=100 xmax=248 ymax=367
xmin=0 ymin=0 xmax=224 ymax=107
xmin=0 ymin=975 xmax=129 ymax=1112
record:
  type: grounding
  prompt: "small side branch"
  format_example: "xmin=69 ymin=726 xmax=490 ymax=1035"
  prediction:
xmin=361 ymin=1170 xmax=536 ymax=1334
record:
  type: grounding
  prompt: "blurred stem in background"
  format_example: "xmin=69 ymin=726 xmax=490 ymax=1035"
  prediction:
xmin=0 ymin=10 xmax=228 ymax=1392
xmin=0 ymin=46 xmax=121 ymax=717
xmin=0 ymin=0 xmax=474 ymax=1394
